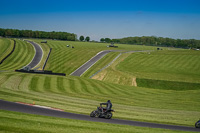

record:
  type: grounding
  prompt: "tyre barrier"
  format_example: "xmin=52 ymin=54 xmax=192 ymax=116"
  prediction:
xmin=42 ymin=48 xmax=52 ymax=70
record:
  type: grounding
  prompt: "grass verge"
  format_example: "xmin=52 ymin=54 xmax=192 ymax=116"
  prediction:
xmin=0 ymin=110 xmax=191 ymax=133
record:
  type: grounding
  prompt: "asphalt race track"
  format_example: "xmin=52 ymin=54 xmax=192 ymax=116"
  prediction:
xmin=70 ymin=50 xmax=152 ymax=77
xmin=71 ymin=50 xmax=112 ymax=76
xmin=26 ymin=40 xmax=43 ymax=69
xmin=0 ymin=100 xmax=199 ymax=132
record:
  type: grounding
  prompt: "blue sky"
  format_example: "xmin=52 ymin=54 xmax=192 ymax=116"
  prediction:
xmin=0 ymin=0 xmax=200 ymax=41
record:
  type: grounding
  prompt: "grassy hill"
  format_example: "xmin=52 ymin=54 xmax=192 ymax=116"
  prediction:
xmin=117 ymin=50 xmax=200 ymax=83
xmin=89 ymin=50 xmax=200 ymax=88
xmin=0 ymin=39 xmax=199 ymax=132
xmin=0 ymin=39 xmax=34 ymax=70
xmin=0 ymin=38 xmax=14 ymax=63
xmin=32 ymin=39 xmax=160 ymax=74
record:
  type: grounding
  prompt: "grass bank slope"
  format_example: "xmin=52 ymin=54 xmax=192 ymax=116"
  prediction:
xmin=88 ymin=52 xmax=137 ymax=86
xmin=0 ymin=72 xmax=199 ymax=126
xmin=0 ymin=39 xmax=34 ymax=70
xmin=117 ymin=50 xmax=200 ymax=83
xmin=91 ymin=50 xmax=200 ymax=88
xmin=0 ymin=38 xmax=14 ymax=62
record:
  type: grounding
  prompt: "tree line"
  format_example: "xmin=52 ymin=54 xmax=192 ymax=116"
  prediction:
xmin=100 ymin=36 xmax=200 ymax=48
xmin=0 ymin=28 xmax=76 ymax=41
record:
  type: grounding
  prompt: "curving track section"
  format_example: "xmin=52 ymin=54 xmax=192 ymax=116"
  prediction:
xmin=70 ymin=50 xmax=152 ymax=77
xmin=0 ymin=100 xmax=199 ymax=132
xmin=26 ymin=40 xmax=43 ymax=69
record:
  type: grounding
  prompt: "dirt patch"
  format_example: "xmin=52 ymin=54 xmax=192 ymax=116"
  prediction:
xmin=132 ymin=77 xmax=137 ymax=87
xmin=92 ymin=71 xmax=107 ymax=81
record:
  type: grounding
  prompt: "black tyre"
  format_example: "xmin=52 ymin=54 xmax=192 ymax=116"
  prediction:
xmin=195 ymin=122 xmax=200 ymax=128
xmin=90 ymin=111 xmax=96 ymax=117
xmin=105 ymin=112 xmax=112 ymax=119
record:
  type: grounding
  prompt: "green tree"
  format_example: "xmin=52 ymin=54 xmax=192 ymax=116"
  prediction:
xmin=100 ymin=38 xmax=105 ymax=42
xmin=0 ymin=28 xmax=5 ymax=36
xmin=85 ymin=36 xmax=90 ymax=42
xmin=105 ymin=38 xmax=111 ymax=43
xmin=79 ymin=36 xmax=84 ymax=41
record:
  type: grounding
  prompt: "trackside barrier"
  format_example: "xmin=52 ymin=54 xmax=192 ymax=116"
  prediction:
xmin=0 ymin=39 xmax=16 ymax=64
xmin=15 ymin=69 xmax=66 ymax=76
xmin=42 ymin=48 xmax=52 ymax=70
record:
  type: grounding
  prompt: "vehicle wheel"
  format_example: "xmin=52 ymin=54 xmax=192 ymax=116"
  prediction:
xmin=105 ymin=112 xmax=112 ymax=119
xmin=195 ymin=122 xmax=200 ymax=128
xmin=90 ymin=111 xmax=96 ymax=117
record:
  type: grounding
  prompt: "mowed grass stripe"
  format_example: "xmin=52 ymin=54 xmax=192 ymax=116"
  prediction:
xmin=76 ymin=78 xmax=91 ymax=94
xmin=0 ymin=75 xmax=12 ymax=85
xmin=47 ymin=41 xmax=65 ymax=49
xmin=57 ymin=77 xmax=66 ymax=93
xmin=51 ymin=76 xmax=58 ymax=93
xmin=0 ymin=38 xmax=10 ymax=56
xmin=62 ymin=77 xmax=74 ymax=94
xmin=85 ymin=79 xmax=106 ymax=94
xmin=29 ymin=76 xmax=39 ymax=92
xmin=78 ymin=79 xmax=103 ymax=95
xmin=44 ymin=76 xmax=51 ymax=92
xmin=46 ymin=49 xmax=75 ymax=73
xmin=19 ymin=75 xmax=33 ymax=92
xmin=103 ymin=81 xmax=133 ymax=96
xmin=68 ymin=78 xmax=77 ymax=93
xmin=38 ymin=76 xmax=45 ymax=92
xmin=1 ymin=75 xmax=23 ymax=90
xmin=73 ymin=78 xmax=87 ymax=94
xmin=94 ymin=80 xmax=117 ymax=95
xmin=77 ymin=78 xmax=108 ymax=95
xmin=86 ymin=79 xmax=111 ymax=95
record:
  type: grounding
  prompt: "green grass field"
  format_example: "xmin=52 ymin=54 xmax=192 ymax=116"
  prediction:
xmin=0 ymin=110 xmax=190 ymax=133
xmin=90 ymin=50 xmax=200 ymax=87
xmin=0 ymin=39 xmax=200 ymax=132
xmin=0 ymin=71 xmax=199 ymax=127
xmin=117 ymin=50 xmax=200 ymax=83
xmin=31 ymin=39 xmax=160 ymax=74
